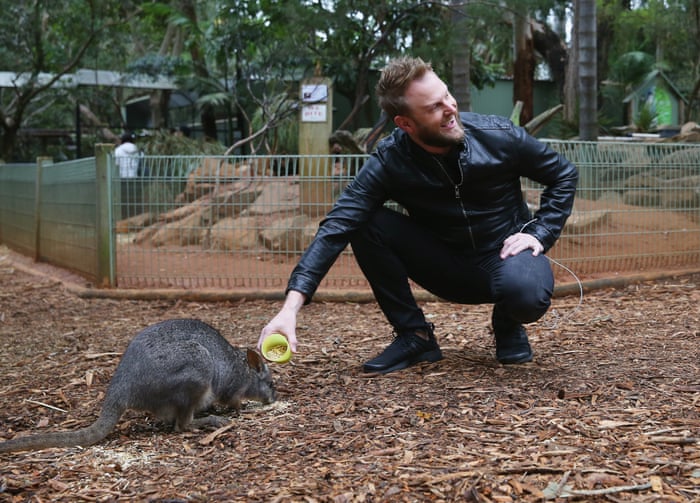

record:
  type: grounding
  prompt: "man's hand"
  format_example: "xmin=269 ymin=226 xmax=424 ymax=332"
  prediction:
xmin=500 ymin=232 xmax=544 ymax=259
xmin=258 ymin=290 xmax=306 ymax=353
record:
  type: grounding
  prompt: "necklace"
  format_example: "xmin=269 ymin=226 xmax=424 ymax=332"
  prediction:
xmin=432 ymin=155 xmax=464 ymax=200
xmin=432 ymin=155 xmax=471 ymax=225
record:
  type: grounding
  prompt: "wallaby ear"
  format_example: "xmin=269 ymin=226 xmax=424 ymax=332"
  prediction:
xmin=246 ymin=348 xmax=265 ymax=372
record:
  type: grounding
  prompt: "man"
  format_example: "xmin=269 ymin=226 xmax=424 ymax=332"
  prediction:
xmin=259 ymin=57 xmax=578 ymax=374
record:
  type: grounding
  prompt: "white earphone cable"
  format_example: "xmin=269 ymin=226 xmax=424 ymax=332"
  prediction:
xmin=519 ymin=218 xmax=584 ymax=327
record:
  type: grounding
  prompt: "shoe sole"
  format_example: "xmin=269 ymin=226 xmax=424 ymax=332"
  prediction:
xmin=497 ymin=351 xmax=533 ymax=364
xmin=363 ymin=349 xmax=444 ymax=375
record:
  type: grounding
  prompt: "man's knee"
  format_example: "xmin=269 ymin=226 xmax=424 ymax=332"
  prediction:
xmin=499 ymin=260 xmax=553 ymax=322
xmin=498 ymin=284 xmax=550 ymax=321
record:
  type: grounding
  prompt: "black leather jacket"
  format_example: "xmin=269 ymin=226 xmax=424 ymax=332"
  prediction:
xmin=288 ymin=112 xmax=578 ymax=301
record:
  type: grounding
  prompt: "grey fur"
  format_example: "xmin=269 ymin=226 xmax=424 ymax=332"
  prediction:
xmin=0 ymin=319 xmax=276 ymax=453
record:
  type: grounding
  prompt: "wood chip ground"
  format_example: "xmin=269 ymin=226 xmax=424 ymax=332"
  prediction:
xmin=0 ymin=249 xmax=698 ymax=502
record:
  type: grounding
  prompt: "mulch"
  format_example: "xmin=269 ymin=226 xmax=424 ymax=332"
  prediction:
xmin=0 ymin=247 xmax=698 ymax=502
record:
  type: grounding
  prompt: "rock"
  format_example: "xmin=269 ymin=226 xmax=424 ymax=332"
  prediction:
xmin=116 ymin=213 xmax=155 ymax=234
xmin=680 ymin=121 xmax=699 ymax=135
xmin=206 ymin=182 xmax=264 ymax=220
xmin=247 ymin=179 xmax=300 ymax=216
xmin=150 ymin=209 xmax=206 ymax=247
xmin=179 ymin=157 xmax=272 ymax=202
xmin=624 ymin=173 xmax=700 ymax=208
xmin=208 ymin=216 xmax=260 ymax=251
xmin=260 ymin=214 xmax=316 ymax=252
xmin=564 ymin=209 xmax=610 ymax=234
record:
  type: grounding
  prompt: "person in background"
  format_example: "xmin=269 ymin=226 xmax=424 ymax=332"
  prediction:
xmin=114 ymin=132 xmax=140 ymax=178
xmin=114 ymin=131 xmax=142 ymax=219
xmin=259 ymin=56 xmax=578 ymax=375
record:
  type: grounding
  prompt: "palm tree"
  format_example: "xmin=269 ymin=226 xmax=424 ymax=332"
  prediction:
xmin=578 ymin=0 xmax=598 ymax=140
xmin=450 ymin=0 xmax=471 ymax=111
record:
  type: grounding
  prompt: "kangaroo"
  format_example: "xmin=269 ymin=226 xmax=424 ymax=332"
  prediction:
xmin=0 ymin=318 xmax=276 ymax=453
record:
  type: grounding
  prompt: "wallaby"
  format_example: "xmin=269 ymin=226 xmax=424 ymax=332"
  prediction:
xmin=0 ymin=318 xmax=276 ymax=453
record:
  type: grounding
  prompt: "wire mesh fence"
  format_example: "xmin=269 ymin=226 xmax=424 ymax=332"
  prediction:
xmin=541 ymin=141 xmax=700 ymax=280
xmin=0 ymin=158 xmax=101 ymax=277
xmin=1 ymin=142 xmax=698 ymax=293
xmin=114 ymin=154 xmax=368 ymax=291
xmin=0 ymin=162 xmax=37 ymax=256
xmin=112 ymin=143 xmax=700 ymax=292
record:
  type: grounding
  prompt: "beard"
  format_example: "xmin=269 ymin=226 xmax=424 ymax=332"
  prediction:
xmin=412 ymin=116 xmax=464 ymax=149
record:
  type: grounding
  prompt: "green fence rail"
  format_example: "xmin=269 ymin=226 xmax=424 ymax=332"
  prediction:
xmin=0 ymin=162 xmax=37 ymax=256
xmin=0 ymin=155 xmax=110 ymax=282
xmin=1 ymin=141 xmax=699 ymax=294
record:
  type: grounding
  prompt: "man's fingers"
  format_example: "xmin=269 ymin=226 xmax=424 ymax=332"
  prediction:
xmin=501 ymin=233 xmax=543 ymax=258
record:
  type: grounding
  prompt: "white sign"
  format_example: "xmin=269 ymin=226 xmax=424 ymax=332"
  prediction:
xmin=301 ymin=84 xmax=328 ymax=103
xmin=301 ymin=104 xmax=327 ymax=122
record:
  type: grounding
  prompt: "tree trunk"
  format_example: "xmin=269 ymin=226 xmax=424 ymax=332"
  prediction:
xmin=451 ymin=0 xmax=471 ymax=111
xmin=688 ymin=76 xmax=700 ymax=122
xmin=513 ymin=9 xmax=535 ymax=125
xmin=0 ymin=125 xmax=19 ymax=162
xmin=578 ymin=0 xmax=598 ymax=140
xmin=337 ymin=60 xmax=370 ymax=131
xmin=181 ymin=0 xmax=218 ymax=140
xmin=148 ymin=20 xmax=184 ymax=131
xmin=531 ymin=20 xmax=568 ymax=101
xmin=563 ymin=1 xmax=578 ymax=124
xmin=149 ymin=90 xmax=172 ymax=130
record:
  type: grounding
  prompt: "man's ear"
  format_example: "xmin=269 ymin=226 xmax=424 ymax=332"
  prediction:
xmin=394 ymin=115 xmax=413 ymax=133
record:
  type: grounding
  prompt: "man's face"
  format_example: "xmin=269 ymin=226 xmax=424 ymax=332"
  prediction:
xmin=394 ymin=71 xmax=464 ymax=155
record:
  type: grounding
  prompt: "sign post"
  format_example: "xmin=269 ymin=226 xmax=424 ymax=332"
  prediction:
xmin=298 ymin=75 xmax=333 ymax=218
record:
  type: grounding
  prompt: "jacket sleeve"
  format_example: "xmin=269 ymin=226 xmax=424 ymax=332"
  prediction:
xmin=512 ymin=127 xmax=578 ymax=251
xmin=285 ymin=155 xmax=389 ymax=302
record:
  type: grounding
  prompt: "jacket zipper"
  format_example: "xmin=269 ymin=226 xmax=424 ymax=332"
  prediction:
xmin=455 ymin=158 xmax=476 ymax=248
xmin=433 ymin=154 xmax=476 ymax=249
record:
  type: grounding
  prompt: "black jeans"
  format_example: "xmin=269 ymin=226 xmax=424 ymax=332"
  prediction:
xmin=350 ymin=207 xmax=554 ymax=334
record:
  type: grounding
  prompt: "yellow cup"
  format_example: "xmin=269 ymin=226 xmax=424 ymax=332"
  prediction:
xmin=261 ymin=333 xmax=292 ymax=363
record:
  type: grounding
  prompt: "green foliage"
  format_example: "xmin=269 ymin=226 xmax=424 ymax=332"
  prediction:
xmin=609 ymin=52 xmax=656 ymax=89
xmin=635 ymin=101 xmax=658 ymax=133
xmin=470 ymin=53 xmax=504 ymax=91
xmin=3 ymin=0 xmax=700 ymax=162
xmin=602 ymin=0 xmax=699 ymax=99
xmin=250 ymin=94 xmax=298 ymax=154
xmin=140 ymin=130 xmax=225 ymax=158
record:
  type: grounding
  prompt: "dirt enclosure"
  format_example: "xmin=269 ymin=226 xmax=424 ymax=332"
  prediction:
xmin=0 ymin=246 xmax=699 ymax=502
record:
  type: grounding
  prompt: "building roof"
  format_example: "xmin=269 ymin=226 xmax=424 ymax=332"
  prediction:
xmin=623 ymin=69 xmax=688 ymax=105
xmin=0 ymin=69 xmax=177 ymax=90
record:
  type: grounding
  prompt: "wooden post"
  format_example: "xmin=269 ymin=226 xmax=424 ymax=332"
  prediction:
xmin=298 ymin=74 xmax=333 ymax=218
xmin=95 ymin=143 xmax=116 ymax=287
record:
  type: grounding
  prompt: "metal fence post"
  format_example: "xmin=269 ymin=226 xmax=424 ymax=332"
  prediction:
xmin=34 ymin=156 xmax=52 ymax=261
xmin=95 ymin=144 xmax=115 ymax=287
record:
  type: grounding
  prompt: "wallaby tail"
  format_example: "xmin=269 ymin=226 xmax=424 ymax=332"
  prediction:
xmin=0 ymin=409 xmax=121 ymax=454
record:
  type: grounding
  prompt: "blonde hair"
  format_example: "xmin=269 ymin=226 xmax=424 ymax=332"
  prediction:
xmin=376 ymin=57 xmax=433 ymax=117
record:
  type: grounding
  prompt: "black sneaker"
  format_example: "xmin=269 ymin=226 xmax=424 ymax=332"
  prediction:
xmin=493 ymin=307 xmax=533 ymax=364
xmin=495 ymin=325 xmax=533 ymax=364
xmin=363 ymin=324 xmax=443 ymax=374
